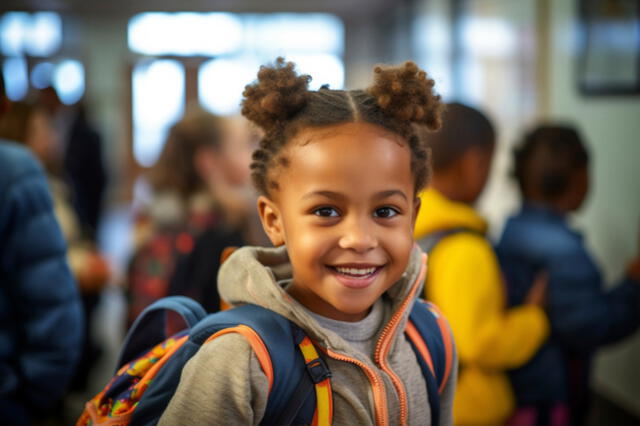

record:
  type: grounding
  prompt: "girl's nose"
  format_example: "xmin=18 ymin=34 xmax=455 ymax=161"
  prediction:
xmin=338 ymin=219 xmax=378 ymax=253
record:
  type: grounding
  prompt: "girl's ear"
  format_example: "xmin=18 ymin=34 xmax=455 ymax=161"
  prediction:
xmin=257 ymin=195 xmax=286 ymax=247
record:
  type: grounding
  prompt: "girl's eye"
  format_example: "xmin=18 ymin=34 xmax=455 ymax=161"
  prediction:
xmin=374 ymin=207 xmax=399 ymax=218
xmin=313 ymin=207 xmax=340 ymax=217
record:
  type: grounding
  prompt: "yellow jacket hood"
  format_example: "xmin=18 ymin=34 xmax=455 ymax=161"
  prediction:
xmin=414 ymin=187 xmax=488 ymax=239
xmin=413 ymin=187 xmax=549 ymax=425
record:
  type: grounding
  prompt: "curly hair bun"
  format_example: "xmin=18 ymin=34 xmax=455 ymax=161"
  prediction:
xmin=368 ymin=61 xmax=442 ymax=131
xmin=241 ymin=57 xmax=311 ymax=131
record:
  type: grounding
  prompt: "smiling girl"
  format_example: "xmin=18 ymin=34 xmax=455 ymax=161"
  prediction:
xmin=159 ymin=58 xmax=457 ymax=425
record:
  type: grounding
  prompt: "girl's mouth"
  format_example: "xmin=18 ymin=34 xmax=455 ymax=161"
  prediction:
xmin=327 ymin=264 xmax=384 ymax=289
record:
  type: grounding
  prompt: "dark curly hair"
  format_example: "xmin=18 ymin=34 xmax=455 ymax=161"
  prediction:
xmin=513 ymin=124 xmax=589 ymax=200
xmin=241 ymin=57 xmax=442 ymax=196
xmin=428 ymin=102 xmax=495 ymax=171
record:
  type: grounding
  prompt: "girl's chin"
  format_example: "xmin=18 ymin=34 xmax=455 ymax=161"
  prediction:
xmin=326 ymin=305 xmax=373 ymax=322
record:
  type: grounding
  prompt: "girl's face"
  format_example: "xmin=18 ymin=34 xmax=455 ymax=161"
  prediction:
xmin=258 ymin=122 xmax=420 ymax=322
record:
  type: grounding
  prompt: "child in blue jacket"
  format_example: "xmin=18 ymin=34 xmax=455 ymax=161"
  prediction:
xmin=496 ymin=124 xmax=640 ymax=426
xmin=0 ymin=141 xmax=83 ymax=425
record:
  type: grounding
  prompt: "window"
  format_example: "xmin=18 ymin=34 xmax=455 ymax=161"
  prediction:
xmin=2 ymin=56 xmax=28 ymax=100
xmin=128 ymin=12 xmax=344 ymax=167
xmin=132 ymin=60 xmax=185 ymax=167
xmin=1 ymin=11 xmax=62 ymax=57
xmin=128 ymin=13 xmax=243 ymax=57
xmin=53 ymin=60 xmax=85 ymax=105
xmin=1 ymin=11 xmax=83 ymax=104
xmin=198 ymin=56 xmax=260 ymax=116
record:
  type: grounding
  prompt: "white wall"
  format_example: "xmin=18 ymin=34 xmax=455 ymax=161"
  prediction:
xmin=548 ymin=0 xmax=640 ymax=415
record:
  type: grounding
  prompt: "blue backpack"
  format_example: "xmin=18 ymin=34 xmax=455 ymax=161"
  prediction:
xmin=78 ymin=295 xmax=454 ymax=425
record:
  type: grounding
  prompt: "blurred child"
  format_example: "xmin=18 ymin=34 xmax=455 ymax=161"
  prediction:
xmin=414 ymin=103 xmax=549 ymax=425
xmin=0 ymin=101 xmax=108 ymax=281
xmin=0 ymin=100 xmax=110 ymax=391
xmin=37 ymin=87 xmax=108 ymax=241
xmin=0 ymin=76 xmax=82 ymax=426
xmin=159 ymin=59 xmax=457 ymax=425
xmin=128 ymin=111 xmax=259 ymax=320
xmin=496 ymin=125 xmax=640 ymax=426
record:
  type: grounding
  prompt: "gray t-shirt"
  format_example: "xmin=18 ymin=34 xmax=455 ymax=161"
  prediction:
xmin=307 ymin=299 xmax=385 ymax=358
xmin=299 ymin=298 xmax=435 ymax=425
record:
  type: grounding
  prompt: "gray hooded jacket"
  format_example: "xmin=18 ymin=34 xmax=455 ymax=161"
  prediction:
xmin=159 ymin=245 xmax=457 ymax=425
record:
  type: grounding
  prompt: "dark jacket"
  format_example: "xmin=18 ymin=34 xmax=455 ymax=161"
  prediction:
xmin=169 ymin=226 xmax=244 ymax=313
xmin=0 ymin=141 xmax=83 ymax=423
xmin=496 ymin=203 xmax=640 ymax=408
xmin=64 ymin=107 xmax=107 ymax=240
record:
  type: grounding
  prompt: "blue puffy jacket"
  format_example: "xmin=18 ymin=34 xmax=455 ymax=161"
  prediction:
xmin=496 ymin=203 xmax=640 ymax=410
xmin=0 ymin=141 xmax=83 ymax=423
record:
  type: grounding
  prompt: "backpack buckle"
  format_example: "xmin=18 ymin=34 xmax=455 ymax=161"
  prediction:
xmin=305 ymin=357 xmax=332 ymax=383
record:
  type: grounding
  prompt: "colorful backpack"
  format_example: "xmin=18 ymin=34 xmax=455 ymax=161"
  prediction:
xmin=126 ymin=209 xmax=217 ymax=326
xmin=126 ymin=227 xmax=198 ymax=326
xmin=78 ymin=295 xmax=454 ymax=426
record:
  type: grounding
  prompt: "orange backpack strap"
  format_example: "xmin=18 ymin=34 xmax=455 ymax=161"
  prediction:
xmin=202 ymin=305 xmax=332 ymax=425
xmin=205 ymin=325 xmax=275 ymax=392
xmin=78 ymin=299 xmax=331 ymax=426
xmin=220 ymin=246 xmax=238 ymax=265
xmin=425 ymin=302 xmax=454 ymax=393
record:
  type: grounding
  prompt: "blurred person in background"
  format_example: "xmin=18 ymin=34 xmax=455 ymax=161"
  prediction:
xmin=0 ymin=99 xmax=110 ymax=392
xmin=64 ymin=102 xmax=108 ymax=242
xmin=0 ymin=75 xmax=83 ymax=425
xmin=37 ymin=87 xmax=108 ymax=242
xmin=496 ymin=125 xmax=640 ymax=426
xmin=414 ymin=102 xmax=549 ymax=425
xmin=127 ymin=110 xmax=261 ymax=322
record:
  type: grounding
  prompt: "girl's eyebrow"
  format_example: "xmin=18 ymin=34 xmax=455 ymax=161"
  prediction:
xmin=374 ymin=189 xmax=408 ymax=201
xmin=302 ymin=189 xmax=408 ymax=201
xmin=302 ymin=190 xmax=345 ymax=201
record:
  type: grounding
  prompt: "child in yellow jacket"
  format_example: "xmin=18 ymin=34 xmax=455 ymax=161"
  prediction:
xmin=414 ymin=103 xmax=549 ymax=425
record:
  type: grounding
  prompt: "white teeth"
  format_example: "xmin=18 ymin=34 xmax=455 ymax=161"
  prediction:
xmin=335 ymin=266 xmax=377 ymax=276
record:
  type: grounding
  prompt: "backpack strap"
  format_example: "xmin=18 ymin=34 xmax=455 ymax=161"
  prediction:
xmin=265 ymin=325 xmax=333 ymax=426
xmin=129 ymin=304 xmax=314 ymax=425
xmin=406 ymin=299 xmax=455 ymax=426
xmin=295 ymin=331 xmax=333 ymax=426
xmin=118 ymin=296 xmax=208 ymax=368
xmin=194 ymin=305 xmax=331 ymax=426
xmin=417 ymin=226 xmax=481 ymax=254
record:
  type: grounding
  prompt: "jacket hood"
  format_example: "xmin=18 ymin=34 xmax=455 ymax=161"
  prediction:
xmin=414 ymin=187 xmax=488 ymax=239
xmin=218 ymin=244 xmax=426 ymax=357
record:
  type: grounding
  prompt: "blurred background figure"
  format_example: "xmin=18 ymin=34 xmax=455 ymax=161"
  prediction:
xmin=127 ymin=110 xmax=260 ymax=323
xmin=63 ymin=100 xmax=108 ymax=242
xmin=0 ymin=96 xmax=111 ymax=393
xmin=0 ymin=75 xmax=83 ymax=425
xmin=496 ymin=125 xmax=640 ymax=426
xmin=415 ymin=102 xmax=549 ymax=425
xmin=37 ymin=86 xmax=107 ymax=242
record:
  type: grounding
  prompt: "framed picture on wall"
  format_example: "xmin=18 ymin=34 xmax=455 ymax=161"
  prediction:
xmin=578 ymin=0 xmax=640 ymax=95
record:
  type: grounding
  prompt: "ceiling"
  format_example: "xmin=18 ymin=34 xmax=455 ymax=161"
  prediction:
xmin=0 ymin=0 xmax=400 ymax=19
